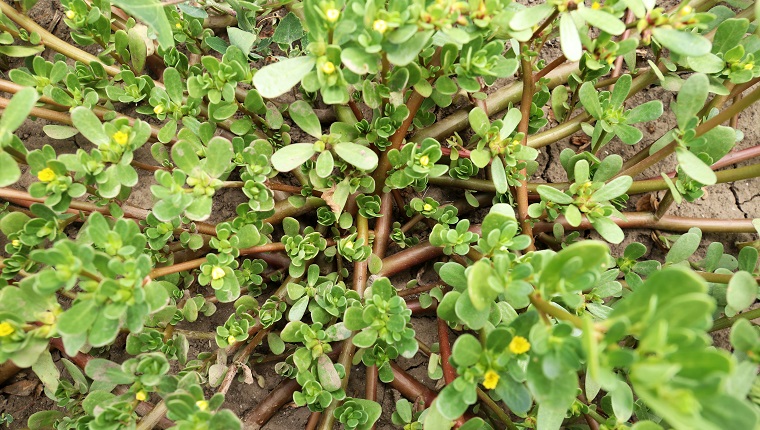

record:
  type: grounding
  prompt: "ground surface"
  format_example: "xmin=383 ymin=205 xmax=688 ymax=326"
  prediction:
xmin=1 ymin=0 xmax=759 ymax=429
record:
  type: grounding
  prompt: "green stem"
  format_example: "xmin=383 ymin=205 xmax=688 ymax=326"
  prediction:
xmin=476 ymin=388 xmax=519 ymax=430
xmin=710 ymin=308 xmax=760 ymax=332
xmin=533 ymin=212 xmax=757 ymax=234
xmin=529 ymin=293 xmax=584 ymax=328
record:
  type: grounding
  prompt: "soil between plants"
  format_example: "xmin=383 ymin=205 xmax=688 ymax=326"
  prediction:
xmin=1 ymin=0 xmax=760 ymax=429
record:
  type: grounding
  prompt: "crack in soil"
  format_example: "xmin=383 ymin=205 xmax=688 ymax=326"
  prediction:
xmin=730 ymin=184 xmax=750 ymax=219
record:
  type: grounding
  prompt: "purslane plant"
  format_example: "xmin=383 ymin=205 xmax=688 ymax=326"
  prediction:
xmin=0 ymin=0 xmax=759 ymax=430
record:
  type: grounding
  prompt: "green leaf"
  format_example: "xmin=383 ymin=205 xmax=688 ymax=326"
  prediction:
xmin=591 ymin=176 xmax=632 ymax=202
xmin=510 ymin=3 xmax=555 ymax=31
xmin=665 ymin=228 xmax=702 ymax=264
xmin=468 ymin=260 xmax=497 ymax=310
xmin=271 ymin=143 xmax=316 ymax=172
xmin=712 ymin=18 xmax=749 ymax=55
xmin=540 ymin=241 xmax=610 ymax=295
xmin=0 ymin=44 xmax=44 ymax=57
xmin=468 ymin=107 xmax=490 ymax=136
xmin=579 ymin=82 xmax=602 ymax=119
xmin=71 ymin=107 xmax=109 ymax=146
xmin=0 ymin=152 xmax=21 ymax=188
xmin=652 ymin=28 xmax=711 ymax=58
xmin=0 ymin=87 xmax=38 ymax=135
xmin=610 ymin=382 xmax=634 ymax=422
xmin=491 ymin=157 xmax=509 ymax=194
xmin=673 ymin=73 xmax=709 ymax=129
xmin=626 ymin=100 xmax=663 ymax=124
xmin=317 ymin=355 xmax=342 ymax=391
xmin=537 ymin=185 xmax=573 ymax=205
xmin=253 ymin=56 xmax=315 ymax=99
xmin=560 ymin=13 xmax=583 ymax=61
xmin=43 ymin=125 xmax=79 ymax=140
xmin=726 ymin=271 xmax=757 ymax=311
xmin=163 ymin=67 xmax=183 ymax=103
xmin=57 ymin=300 xmax=98 ymax=335
xmin=676 ymin=147 xmax=716 ymax=185
xmin=271 ymin=12 xmax=304 ymax=46
xmin=589 ymin=216 xmax=624 ymax=244
xmin=228 ymin=27 xmax=256 ymax=56
xmin=613 ymin=123 xmax=643 ymax=145
xmin=315 ymin=150 xmax=334 ymax=178
xmin=577 ymin=7 xmax=625 ymax=35
xmin=289 ymin=100 xmax=322 ymax=138
xmin=333 ymin=142 xmax=378 ymax=171
xmin=341 ymin=47 xmax=380 ymax=75
xmin=384 ymin=30 xmax=433 ymax=66
xmin=111 ymin=0 xmax=174 ymax=50
xmin=451 ymin=334 xmax=482 ymax=366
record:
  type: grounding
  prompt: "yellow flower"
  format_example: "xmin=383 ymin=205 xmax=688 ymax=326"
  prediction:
xmin=0 ymin=322 xmax=14 ymax=337
xmin=679 ymin=5 xmax=692 ymax=15
xmin=37 ymin=168 xmax=56 ymax=183
xmin=195 ymin=400 xmax=209 ymax=411
xmin=153 ymin=104 xmax=165 ymax=115
xmin=344 ymin=241 xmax=354 ymax=249
xmin=423 ymin=203 xmax=433 ymax=212
xmin=373 ymin=19 xmax=388 ymax=34
xmin=175 ymin=23 xmax=182 ymax=29
xmin=211 ymin=266 xmax=226 ymax=280
xmin=11 ymin=239 xmax=20 ymax=247
xmin=419 ymin=155 xmax=430 ymax=167
xmin=112 ymin=130 xmax=130 ymax=146
xmin=483 ymin=370 xmax=500 ymax=389
xmin=321 ymin=61 xmax=336 ymax=75
xmin=509 ymin=336 xmax=531 ymax=354
xmin=591 ymin=1 xmax=600 ymax=9
xmin=744 ymin=63 xmax=754 ymax=70
xmin=325 ymin=8 xmax=340 ymax=22
xmin=65 ymin=10 xmax=77 ymax=20
xmin=135 ymin=390 xmax=147 ymax=401
xmin=228 ymin=335 xmax=236 ymax=345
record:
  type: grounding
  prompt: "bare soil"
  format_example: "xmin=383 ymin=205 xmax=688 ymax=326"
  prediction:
xmin=1 ymin=0 xmax=760 ymax=429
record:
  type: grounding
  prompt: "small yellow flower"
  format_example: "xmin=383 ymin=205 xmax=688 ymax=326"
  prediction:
xmin=679 ymin=5 xmax=692 ymax=15
xmin=483 ymin=370 xmax=500 ymax=389
xmin=509 ymin=336 xmax=531 ymax=354
xmin=153 ymin=104 xmax=165 ymax=115
xmin=228 ymin=335 xmax=236 ymax=345
xmin=373 ymin=19 xmax=388 ymax=34
xmin=112 ymin=130 xmax=130 ymax=146
xmin=65 ymin=10 xmax=77 ymax=20
xmin=175 ymin=23 xmax=182 ymax=29
xmin=606 ymin=56 xmax=616 ymax=65
xmin=344 ymin=241 xmax=354 ymax=249
xmin=419 ymin=155 xmax=430 ymax=167
xmin=423 ymin=203 xmax=433 ymax=212
xmin=591 ymin=1 xmax=600 ymax=9
xmin=211 ymin=266 xmax=226 ymax=280
xmin=0 ymin=322 xmax=15 ymax=337
xmin=744 ymin=63 xmax=754 ymax=70
xmin=11 ymin=239 xmax=20 ymax=247
xmin=325 ymin=8 xmax=340 ymax=22
xmin=37 ymin=168 xmax=56 ymax=183
xmin=321 ymin=61 xmax=336 ymax=75
xmin=135 ymin=390 xmax=147 ymax=401
xmin=195 ymin=400 xmax=209 ymax=411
